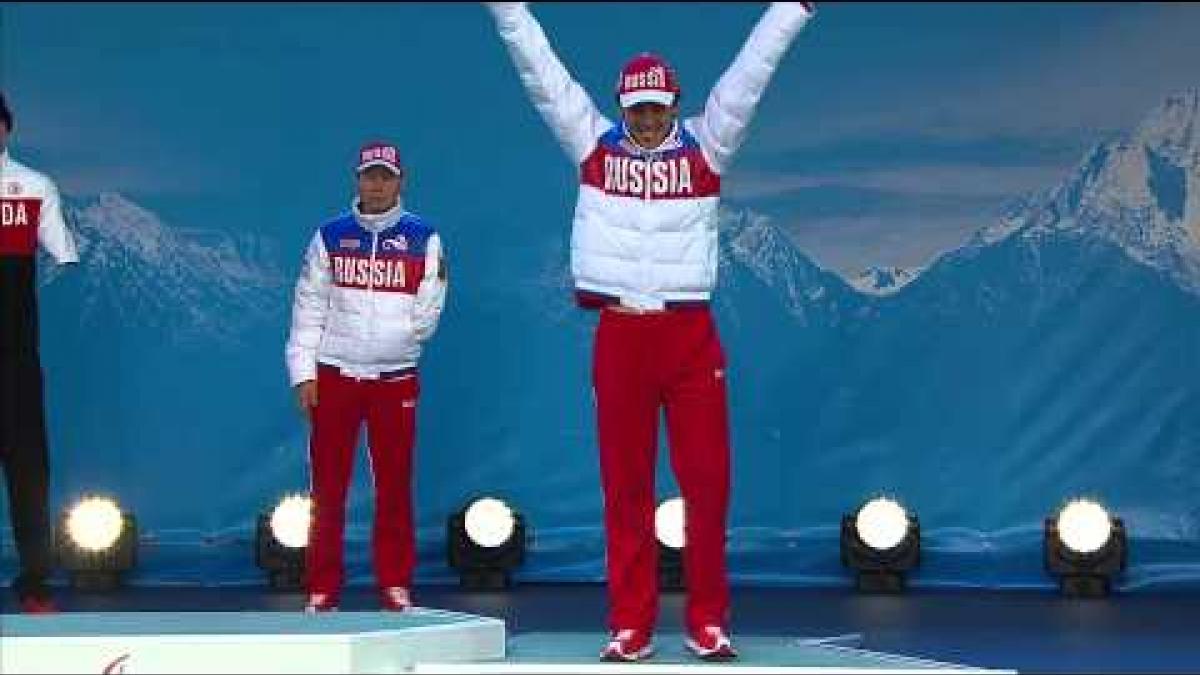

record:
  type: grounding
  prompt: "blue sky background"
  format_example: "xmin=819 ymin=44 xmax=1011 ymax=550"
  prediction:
xmin=4 ymin=2 xmax=1198 ymax=276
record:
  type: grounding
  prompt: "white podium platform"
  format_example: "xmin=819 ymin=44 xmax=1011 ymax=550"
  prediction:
xmin=0 ymin=607 xmax=505 ymax=674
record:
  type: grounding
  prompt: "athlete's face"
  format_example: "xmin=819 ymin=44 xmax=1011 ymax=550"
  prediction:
xmin=356 ymin=165 xmax=403 ymax=215
xmin=622 ymin=102 xmax=679 ymax=150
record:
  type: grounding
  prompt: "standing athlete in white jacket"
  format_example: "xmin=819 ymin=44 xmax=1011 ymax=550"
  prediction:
xmin=486 ymin=2 xmax=814 ymax=662
xmin=285 ymin=141 xmax=448 ymax=613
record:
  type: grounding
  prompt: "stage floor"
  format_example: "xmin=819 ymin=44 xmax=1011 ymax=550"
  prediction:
xmin=2 ymin=584 xmax=1197 ymax=673
xmin=423 ymin=632 xmax=1005 ymax=673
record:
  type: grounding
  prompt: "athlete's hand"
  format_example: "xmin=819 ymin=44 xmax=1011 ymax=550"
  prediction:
xmin=484 ymin=2 xmax=526 ymax=21
xmin=296 ymin=381 xmax=318 ymax=419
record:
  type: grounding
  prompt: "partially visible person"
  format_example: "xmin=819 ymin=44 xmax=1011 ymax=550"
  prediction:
xmin=0 ymin=91 xmax=80 ymax=614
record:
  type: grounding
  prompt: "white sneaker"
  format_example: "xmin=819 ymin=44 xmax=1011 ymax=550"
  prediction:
xmin=304 ymin=592 xmax=338 ymax=613
xmin=685 ymin=625 xmax=738 ymax=660
xmin=600 ymin=628 xmax=655 ymax=662
xmin=380 ymin=586 xmax=412 ymax=612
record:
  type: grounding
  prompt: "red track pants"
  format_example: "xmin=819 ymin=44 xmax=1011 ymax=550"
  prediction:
xmin=593 ymin=307 xmax=732 ymax=634
xmin=306 ymin=364 xmax=418 ymax=597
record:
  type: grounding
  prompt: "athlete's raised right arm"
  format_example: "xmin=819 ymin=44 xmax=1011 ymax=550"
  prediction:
xmin=485 ymin=2 xmax=612 ymax=164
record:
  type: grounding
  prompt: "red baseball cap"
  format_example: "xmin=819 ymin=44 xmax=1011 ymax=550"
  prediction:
xmin=615 ymin=53 xmax=680 ymax=108
xmin=357 ymin=141 xmax=403 ymax=175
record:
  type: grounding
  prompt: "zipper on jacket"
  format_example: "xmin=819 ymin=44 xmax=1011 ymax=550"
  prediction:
xmin=368 ymin=231 xmax=378 ymax=291
xmin=366 ymin=231 xmax=379 ymax=349
xmin=643 ymin=154 xmax=653 ymax=202
xmin=641 ymin=152 xmax=654 ymax=297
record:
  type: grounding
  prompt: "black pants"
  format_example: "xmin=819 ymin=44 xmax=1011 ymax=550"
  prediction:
xmin=0 ymin=357 xmax=53 ymax=599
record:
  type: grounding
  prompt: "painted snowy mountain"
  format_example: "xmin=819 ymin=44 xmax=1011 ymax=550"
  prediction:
xmin=849 ymin=266 xmax=923 ymax=296
xmin=717 ymin=206 xmax=864 ymax=326
xmin=41 ymin=192 xmax=290 ymax=346
xmin=965 ymin=89 xmax=1200 ymax=296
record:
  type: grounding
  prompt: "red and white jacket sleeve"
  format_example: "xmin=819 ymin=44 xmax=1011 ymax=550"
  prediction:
xmin=487 ymin=2 xmax=613 ymax=164
xmin=691 ymin=2 xmax=815 ymax=175
xmin=39 ymin=178 xmax=79 ymax=265
xmin=412 ymin=232 xmax=448 ymax=343
xmin=285 ymin=232 xmax=331 ymax=386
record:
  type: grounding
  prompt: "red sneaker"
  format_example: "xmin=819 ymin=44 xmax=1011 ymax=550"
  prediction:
xmin=685 ymin=625 xmax=738 ymax=660
xmin=379 ymin=586 xmax=412 ymax=612
xmin=303 ymin=592 xmax=338 ymax=613
xmin=19 ymin=595 xmax=59 ymax=614
xmin=599 ymin=628 xmax=655 ymax=662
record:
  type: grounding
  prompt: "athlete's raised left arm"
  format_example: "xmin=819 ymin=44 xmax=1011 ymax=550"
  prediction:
xmin=690 ymin=2 xmax=815 ymax=175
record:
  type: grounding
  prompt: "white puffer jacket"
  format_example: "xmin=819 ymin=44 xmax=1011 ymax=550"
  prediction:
xmin=489 ymin=2 xmax=813 ymax=310
xmin=0 ymin=151 xmax=78 ymax=263
xmin=285 ymin=201 xmax=447 ymax=385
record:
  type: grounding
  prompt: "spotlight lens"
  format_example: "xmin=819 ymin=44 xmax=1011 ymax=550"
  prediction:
xmin=66 ymin=497 xmax=125 ymax=552
xmin=655 ymin=498 xmax=685 ymax=550
xmin=855 ymin=497 xmax=910 ymax=551
xmin=270 ymin=494 xmax=312 ymax=549
xmin=1057 ymin=499 xmax=1112 ymax=555
xmin=465 ymin=498 xmax=515 ymax=548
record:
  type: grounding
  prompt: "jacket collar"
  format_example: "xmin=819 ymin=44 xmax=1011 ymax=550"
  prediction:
xmin=619 ymin=120 xmax=683 ymax=155
xmin=352 ymin=198 xmax=405 ymax=233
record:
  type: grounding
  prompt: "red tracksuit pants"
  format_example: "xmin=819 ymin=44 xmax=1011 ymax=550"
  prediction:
xmin=306 ymin=364 xmax=418 ymax=597
xmin=593 ymin=307 xmax=732 ymax=634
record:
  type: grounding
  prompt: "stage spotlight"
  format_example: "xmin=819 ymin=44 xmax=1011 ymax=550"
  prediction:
xmin=840 ymin=496 xmax=920 ymax=593
xmin=55 ymin=495 xmax=137 ymax=591
xmin=1045 ymin=497 xmax=1126 ymax=598
xmin=448 ymin=497 xmax=526 ymax=590
xmin=255 ymin=493 xmax=311 ymax=590
xmin=655 ymin=497 xmax=685 ymax=591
